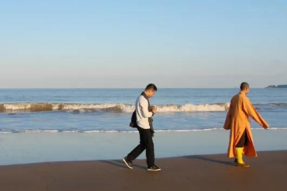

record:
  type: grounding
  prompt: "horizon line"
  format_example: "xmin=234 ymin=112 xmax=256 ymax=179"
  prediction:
xmin=0 ymin=87 xmax=267 ymax=89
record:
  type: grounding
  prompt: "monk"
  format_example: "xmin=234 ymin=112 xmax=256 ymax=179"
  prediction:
xmin=224 ymin=82 xmax=269 ymax=167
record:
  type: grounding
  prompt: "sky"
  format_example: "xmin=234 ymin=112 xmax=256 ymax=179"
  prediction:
xmin=0 ymin=0 xmax=286 ymax=88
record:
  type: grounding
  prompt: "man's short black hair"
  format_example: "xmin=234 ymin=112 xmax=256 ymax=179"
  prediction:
xmin=240 ymin=82 xmax=249 ymax=91
xmin=145 ymin=83 xmax=158 ymax=91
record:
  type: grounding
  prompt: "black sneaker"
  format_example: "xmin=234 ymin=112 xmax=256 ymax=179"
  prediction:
xmin=147 ymin=165 xmax=161 ymax=172
xmin=123 ymin=157 xmax=133 ymax=169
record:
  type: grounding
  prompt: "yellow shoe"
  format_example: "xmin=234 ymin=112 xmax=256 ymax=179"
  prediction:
xmin=237 ymin=163 xmax=250 ymax=168
xmin=235 ymin=147 xmax=250 ymax=167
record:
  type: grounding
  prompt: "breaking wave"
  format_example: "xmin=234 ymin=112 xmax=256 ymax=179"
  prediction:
xmin=0 ymin=102 xmax=286 ymax=113
xmin=0 ymin=102 xmax=230 ymax=113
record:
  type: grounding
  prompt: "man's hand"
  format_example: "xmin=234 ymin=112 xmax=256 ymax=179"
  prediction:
xmin=151 ymin=107 xmax=157 ymax=114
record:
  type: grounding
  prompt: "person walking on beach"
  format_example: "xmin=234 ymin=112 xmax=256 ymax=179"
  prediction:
xmin=123 ymin=84 xmax=161 ymax=172
xmin=224 ymin=82 xmax=269 ymax=167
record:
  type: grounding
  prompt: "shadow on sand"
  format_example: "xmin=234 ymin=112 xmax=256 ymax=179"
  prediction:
xmin=99 ymin=155 xmax=236 ymax=169
xmin=99 ymin=160 xmax=147 ymax=170
xmin=185 ymin=155 xmax=236 ymax=167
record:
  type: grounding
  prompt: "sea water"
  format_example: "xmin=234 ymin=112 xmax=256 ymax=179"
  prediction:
xmin=0 ymin=88 xmax=286 ymax=132
xmin=0 ymin=88 xmax=287 ymax=165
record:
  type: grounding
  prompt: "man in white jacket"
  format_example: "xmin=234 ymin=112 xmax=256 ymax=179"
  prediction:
xmin=123 ymin=84 xmax=161 ymax=172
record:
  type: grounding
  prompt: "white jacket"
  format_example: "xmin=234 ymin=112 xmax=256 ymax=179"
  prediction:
xmin=136 ymin=95 xmax=153 ymax=129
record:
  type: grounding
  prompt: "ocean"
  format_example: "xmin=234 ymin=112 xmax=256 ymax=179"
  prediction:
xmin=1 ymin=88 xmax=287 ymax=165
xmin=0 ymin=88 xmax=286 ymax=133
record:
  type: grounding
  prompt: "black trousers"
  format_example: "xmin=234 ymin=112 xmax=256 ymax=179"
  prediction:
xmin=236 ymin=129 xmax=249 ymax=147
xmin=127 ymin=127 xmax=155 ymax=167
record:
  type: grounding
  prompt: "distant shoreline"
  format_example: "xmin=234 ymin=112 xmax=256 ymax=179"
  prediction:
xmin=266 ymin=84 xmax=287 ymax=88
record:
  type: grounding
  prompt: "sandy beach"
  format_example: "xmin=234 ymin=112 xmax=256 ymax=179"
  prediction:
xmin=0 ymin=150 xmax=286 ymax=191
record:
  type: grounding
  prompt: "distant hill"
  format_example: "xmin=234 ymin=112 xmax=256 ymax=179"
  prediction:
xmin=277 ymin=85 xmax=287 ymax=88
xmin=266 ymin=84 xmax=287 ymax=88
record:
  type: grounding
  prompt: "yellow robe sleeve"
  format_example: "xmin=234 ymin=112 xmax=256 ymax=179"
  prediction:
xmin=242 ymin=98 xmax=269 ymax=129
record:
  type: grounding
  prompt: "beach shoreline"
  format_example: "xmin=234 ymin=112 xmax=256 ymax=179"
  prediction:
xmin=1 ymin=129 xmax=287 ymax=166
xmin=0 ymin=151 xmax=286 ymax=191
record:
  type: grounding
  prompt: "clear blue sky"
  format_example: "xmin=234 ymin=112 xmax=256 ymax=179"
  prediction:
xmin=0 ymin=0 xmax=286 ymax=88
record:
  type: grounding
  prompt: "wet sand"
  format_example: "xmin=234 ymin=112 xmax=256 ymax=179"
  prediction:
xmin=2 ymin=129 xmax=287 ymax=165
xmin=0 ymin=150 xmax=286 ymax=191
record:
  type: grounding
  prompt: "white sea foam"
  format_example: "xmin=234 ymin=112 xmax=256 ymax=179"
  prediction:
xmin=0 ymin=102 xmax=230 ymax=113
xmin=157 ymin=103 xmax=230 ymax=112
xmin=1 ymin=102 xmax=286 ymax=113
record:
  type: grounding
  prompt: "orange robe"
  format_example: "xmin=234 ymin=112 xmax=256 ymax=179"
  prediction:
xmin=224 ymin=93 xmax=269 ymax=158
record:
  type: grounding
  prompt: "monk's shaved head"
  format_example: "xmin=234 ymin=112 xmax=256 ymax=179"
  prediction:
xmin=240 ymin=82 xmax=250 ymax=91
